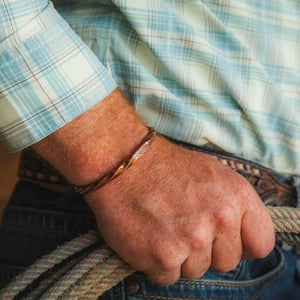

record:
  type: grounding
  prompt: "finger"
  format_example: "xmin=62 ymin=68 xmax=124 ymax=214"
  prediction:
xmin=181 ymin=250 xmax=211 ymax=279
xmin=210 ymin=219 xmax=242 ymax=272
xmin=241 ymin=203 xmax=275 ymax=259
xmin=146 ymin=267 xmax=181 ymax=286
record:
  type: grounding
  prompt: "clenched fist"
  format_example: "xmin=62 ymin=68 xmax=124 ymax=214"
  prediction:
xmin=85 ymin=135 xmax=275 ymax=286
xmin=32 ymin=89 xmax=275 ymax=286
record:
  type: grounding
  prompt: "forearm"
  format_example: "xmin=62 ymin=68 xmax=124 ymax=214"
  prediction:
xmin=32 ymin=88 xmax=148 ymax=186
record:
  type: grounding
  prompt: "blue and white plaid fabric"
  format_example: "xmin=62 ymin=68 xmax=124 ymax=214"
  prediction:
xmin=1 ymin=0 xmax=300 ymax=176
xmin=0 ymin=0 xmax=116 ymax=151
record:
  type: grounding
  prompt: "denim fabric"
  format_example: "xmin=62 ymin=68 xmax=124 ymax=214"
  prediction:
xmin=0 ymin=181 xmax=299 ymax=300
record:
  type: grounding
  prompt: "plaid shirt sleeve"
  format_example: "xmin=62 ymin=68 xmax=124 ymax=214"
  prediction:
xmin=0 ymin=0 xmax=117 ymax=152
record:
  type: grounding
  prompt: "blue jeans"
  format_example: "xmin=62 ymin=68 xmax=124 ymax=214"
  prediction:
xmin=0 ymin=180 xmax=299 ymax=299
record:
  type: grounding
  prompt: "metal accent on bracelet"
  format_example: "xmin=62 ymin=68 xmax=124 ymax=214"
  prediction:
xmin=74 ymin=127 xmax=157 ymax=194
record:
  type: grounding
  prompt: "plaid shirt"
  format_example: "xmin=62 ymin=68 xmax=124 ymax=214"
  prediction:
xmin=1 ymin=0 xmax=299 ymax=176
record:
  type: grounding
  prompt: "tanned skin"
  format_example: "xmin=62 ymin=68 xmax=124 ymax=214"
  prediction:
xmin=33 ymin=88 xmax=275 ymax=285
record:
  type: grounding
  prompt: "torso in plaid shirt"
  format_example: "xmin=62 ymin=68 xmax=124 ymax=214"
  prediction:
xmin=1 ymin=0 xmax=299 ymax=177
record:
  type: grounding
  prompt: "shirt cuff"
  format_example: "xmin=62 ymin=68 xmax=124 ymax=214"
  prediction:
xmin=0 ymin=2 xmax=117 ymax=152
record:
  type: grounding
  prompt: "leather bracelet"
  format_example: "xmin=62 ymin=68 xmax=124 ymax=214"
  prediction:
xmin=74 ymin=127 xmax=157 ymax=194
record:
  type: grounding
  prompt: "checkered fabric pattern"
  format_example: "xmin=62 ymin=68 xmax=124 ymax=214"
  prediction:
xmin=1 ymin=0 xmax=300 ymax=176
xmin=0 ymin=0 xmax=116 ymax=151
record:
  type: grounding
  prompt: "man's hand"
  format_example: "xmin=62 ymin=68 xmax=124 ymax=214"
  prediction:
xmin=33 ymin=88 xmax=275 ymax=286
xmin=85 ymin=135 xmax=275 ymax=285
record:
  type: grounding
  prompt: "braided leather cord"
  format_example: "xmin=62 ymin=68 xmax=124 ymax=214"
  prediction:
xmin=74 ymin=128 xmax=156 ymax=195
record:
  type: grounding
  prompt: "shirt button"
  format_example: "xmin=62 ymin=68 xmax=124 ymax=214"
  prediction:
xmin=125 ymin=281 xmax=140 ymax=294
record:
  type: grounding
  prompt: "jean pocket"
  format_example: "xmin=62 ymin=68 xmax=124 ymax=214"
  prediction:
xmin=124 ymin=245 xmax=286 ymax=300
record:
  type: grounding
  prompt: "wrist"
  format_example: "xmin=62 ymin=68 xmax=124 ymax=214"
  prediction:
xmin=84 ymin=133 xmax=167 ymax=207
xmin=74 ymin=127 xmax=157 ymax=194
xmin=32 ymin=88 xmax=148 ymax=186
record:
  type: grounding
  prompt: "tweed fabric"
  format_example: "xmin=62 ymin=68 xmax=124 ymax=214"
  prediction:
xmin=1 ymin=0 xmax=300 ymax=176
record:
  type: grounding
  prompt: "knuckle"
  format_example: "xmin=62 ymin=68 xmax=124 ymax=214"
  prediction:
xmin=154 ymin=251 xmax=182 ymax=272
xmin=213 ymin=207 xmax=236 ymax=229
xmin=189 ymin=232 xmax=206 ymax=250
